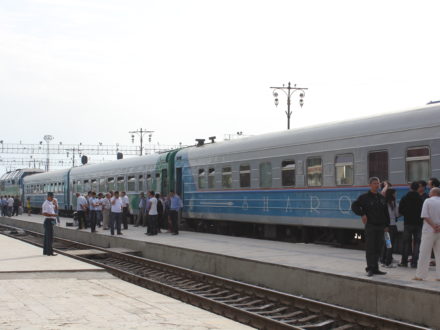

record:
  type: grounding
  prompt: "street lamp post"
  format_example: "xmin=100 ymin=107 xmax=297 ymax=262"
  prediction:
xmin=43 ymin=135 xmax=54 ymax=171
xmin=129 ymin=129 xmax=154 ymax=156
xmin=270 ymin=82 xmax=308 ymax=130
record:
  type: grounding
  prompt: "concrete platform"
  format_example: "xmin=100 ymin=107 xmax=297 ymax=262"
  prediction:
xmin=0 ymin=234 xmax=102 ymax=273
xmin=0 ymin=234 xmax=250 ymax=329
xmin=1 ymin=214 xmax=438 ymax=328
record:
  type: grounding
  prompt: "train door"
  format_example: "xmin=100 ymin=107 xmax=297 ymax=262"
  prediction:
xmin=176 ymin=168 xmax=182 ymax=197
xmin=161 ymin=169 xmax=168 ymax=196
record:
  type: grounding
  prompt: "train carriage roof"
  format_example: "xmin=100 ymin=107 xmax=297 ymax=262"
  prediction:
xmin=23 ymin=168 xmax=70 ymax=184
xmin=179 ymin=104 xmax=440 ymax=160
xmin=69 ymin=153 xmax=160 ymax=178
xmin=1 ymin=168 xmax=44 ymax=182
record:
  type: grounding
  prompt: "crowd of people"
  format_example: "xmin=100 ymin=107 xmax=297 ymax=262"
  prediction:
xmin=352 ymin=177 xmax=440 ymax=280
xmin=0 ymin=195 xmax=21 ymax=217
xmin=73 ymin=190 xmax=183 ymax=236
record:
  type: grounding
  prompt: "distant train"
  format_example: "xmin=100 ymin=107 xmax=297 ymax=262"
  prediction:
xmin=20 ymin=104 xmax=440 ymax=243
xmin=0 ymin=168 xmax=44 ymax=198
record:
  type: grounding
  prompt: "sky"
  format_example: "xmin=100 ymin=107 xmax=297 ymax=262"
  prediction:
xmin=0 ymin=0 xmax=439 ymax=172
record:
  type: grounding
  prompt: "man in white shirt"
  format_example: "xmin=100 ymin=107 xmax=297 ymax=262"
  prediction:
xmin=42 ymin=192 xmax=57 ymax=256
xmin=7 ymin=196 xmax=14 ymax=217
xmin=89 ymin=192 xmax=98 ymax=233
xmin=76 ymin=193 xmax=88 ymax=229
xmin=120 ymin=191 xmax=130 ymax=230
xmin=110 ymin=191 xmax=123 ymax=235
xmin=146 ymin=191 xmax=158 ymax=236
xmin=101 ymin=193 xmax=111 ymax=230
xmin=96 ymin=193 xmax=104 ymax=228
xmin=414 ymin=188 xmax=440 ymax=280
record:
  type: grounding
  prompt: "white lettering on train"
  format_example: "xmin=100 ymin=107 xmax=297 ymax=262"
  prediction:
xmin=285 ymin=196 xmax=293 ymax=212
xmin=242 ymin=197 xmax=249 ymax=210
xmin=338 ymin=195 xmax=352 ymax=215
xmin=263 ymin=197 xmax=269 ymax=212
xmin=310 ymin=196 xmax=320 ymax=214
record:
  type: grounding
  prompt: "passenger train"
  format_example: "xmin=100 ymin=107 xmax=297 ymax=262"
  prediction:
xmin=20 ymin=104 xmax=440 ymax=243
xmin=0 ymin=168 xmax=44 ymax=197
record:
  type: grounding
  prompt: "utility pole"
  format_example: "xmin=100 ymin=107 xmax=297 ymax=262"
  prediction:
xmin=43 ymin=135 xmax=54 ymax=171
xmin=129 ymin=129 xmax=154 ymax=156
xmin=270 ymin=82 xmax=308 ymax=130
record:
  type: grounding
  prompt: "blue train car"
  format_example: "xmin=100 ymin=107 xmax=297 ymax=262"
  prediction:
xmin=175 ymin=104 xmax=440 ymax=241
xmin=23 ymin=169 xmax=71 ymax=214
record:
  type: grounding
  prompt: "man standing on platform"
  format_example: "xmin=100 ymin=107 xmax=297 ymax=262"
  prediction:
xmin=169 ymin=191 xmax=183 ymax=235
xmin=121 ymin=191 xmax=130 ymax=230
xmin=42 ymin=192 xmax=57 ymax=256
xmin=101 ymin=193 xmax=111 ymax=230
xmin=76 ymin=193 xmax=88 ymax=229
xmin=89 ymin=192 xmax=98 ymax=233
xmin=399 ymin=182 xmax=424 ymax=267
xmin=352 ymin=177 xmax=390 ymax=277
xmin=110 ymin=191 xmax=123 ymax=235
xmin=146 ymin=191 xmax=158 ymax=236
xmin=414 ymin=187 xmax=440 ymax=280
xmin=7 ymin=196 xmax=13 ymax=217
xmin=135 ymin=192 xmax=146 ymax=227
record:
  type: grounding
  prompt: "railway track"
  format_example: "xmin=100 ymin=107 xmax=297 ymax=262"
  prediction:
xmin=0 ymin=224 xmax=428 ymax=330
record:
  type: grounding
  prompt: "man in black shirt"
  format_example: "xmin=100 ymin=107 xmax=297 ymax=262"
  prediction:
xmin=352 ymin=177 xmax=390 ymax=277
xmin=399 ymin=181 xmax=424 ymax=267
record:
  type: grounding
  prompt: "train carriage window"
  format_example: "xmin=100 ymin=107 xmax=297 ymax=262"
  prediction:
xmin=99 ymin=178 xmax=106 ymax=192
xmin=307 ymin=157 xmax=323 ymax=186
xmin=127 ymin=176 xmax=136 ymax=192
xmin=91 ymin=179 xmax=98 ymax=192
xmin=406 ymin=147 xmax=430 ymax=182
xmin=43 ymin=184 xmax=47 ymax=193
xmin=281 ymin=160 xmax=296 ymax=187
xmin=117 ymin=177 xmax=125 ymax=191
xmin=335 ymin=154 xmax=354 ymax=185
xmin=259 ymin=162 xmax=272 ymax=188
xmin=222 ymin=167 xmax=232 ymax=189
xmin=61 ymin=182 xmax=65 ymax=192
xmin=368 ymin=151 xmax=388 ymax=181
xmin=138 ymin=175 xmax=144 ymax=192
xmin=208 ymin=168 xmax=215 ymax=188
xmin=107 ymin=178 xmax=115 ymax=191
xmin=240 ymin=165 xmax=251 ymax=188
xmin=146 ymin=174 xmax=152 ymax=190
xmin=53 ymin=183 xmax=57 ymax=193
xmin=198 ymin=169 xmax=206 ymax=189
xmin=84 ymin=180 xmax=91 ymax=192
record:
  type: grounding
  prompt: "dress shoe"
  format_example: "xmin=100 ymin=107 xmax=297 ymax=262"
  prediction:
xmin=373 ymin=270 xmax=387 ymax=275
xmin=367 ymin=270 xmax=374 ymax=277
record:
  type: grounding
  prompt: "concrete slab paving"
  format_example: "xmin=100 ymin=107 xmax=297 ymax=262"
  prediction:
xmin=0 ymin=234 xmax=102 ymax=273
xmin=0 ymin=235 xmax=251 ymax=330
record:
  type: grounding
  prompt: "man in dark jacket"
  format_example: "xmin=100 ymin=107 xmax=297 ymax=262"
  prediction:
xmin=398 ymin=181 xmax=424 ymax=267
xmin=352 ymin=177 xmax=390 ymax=277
